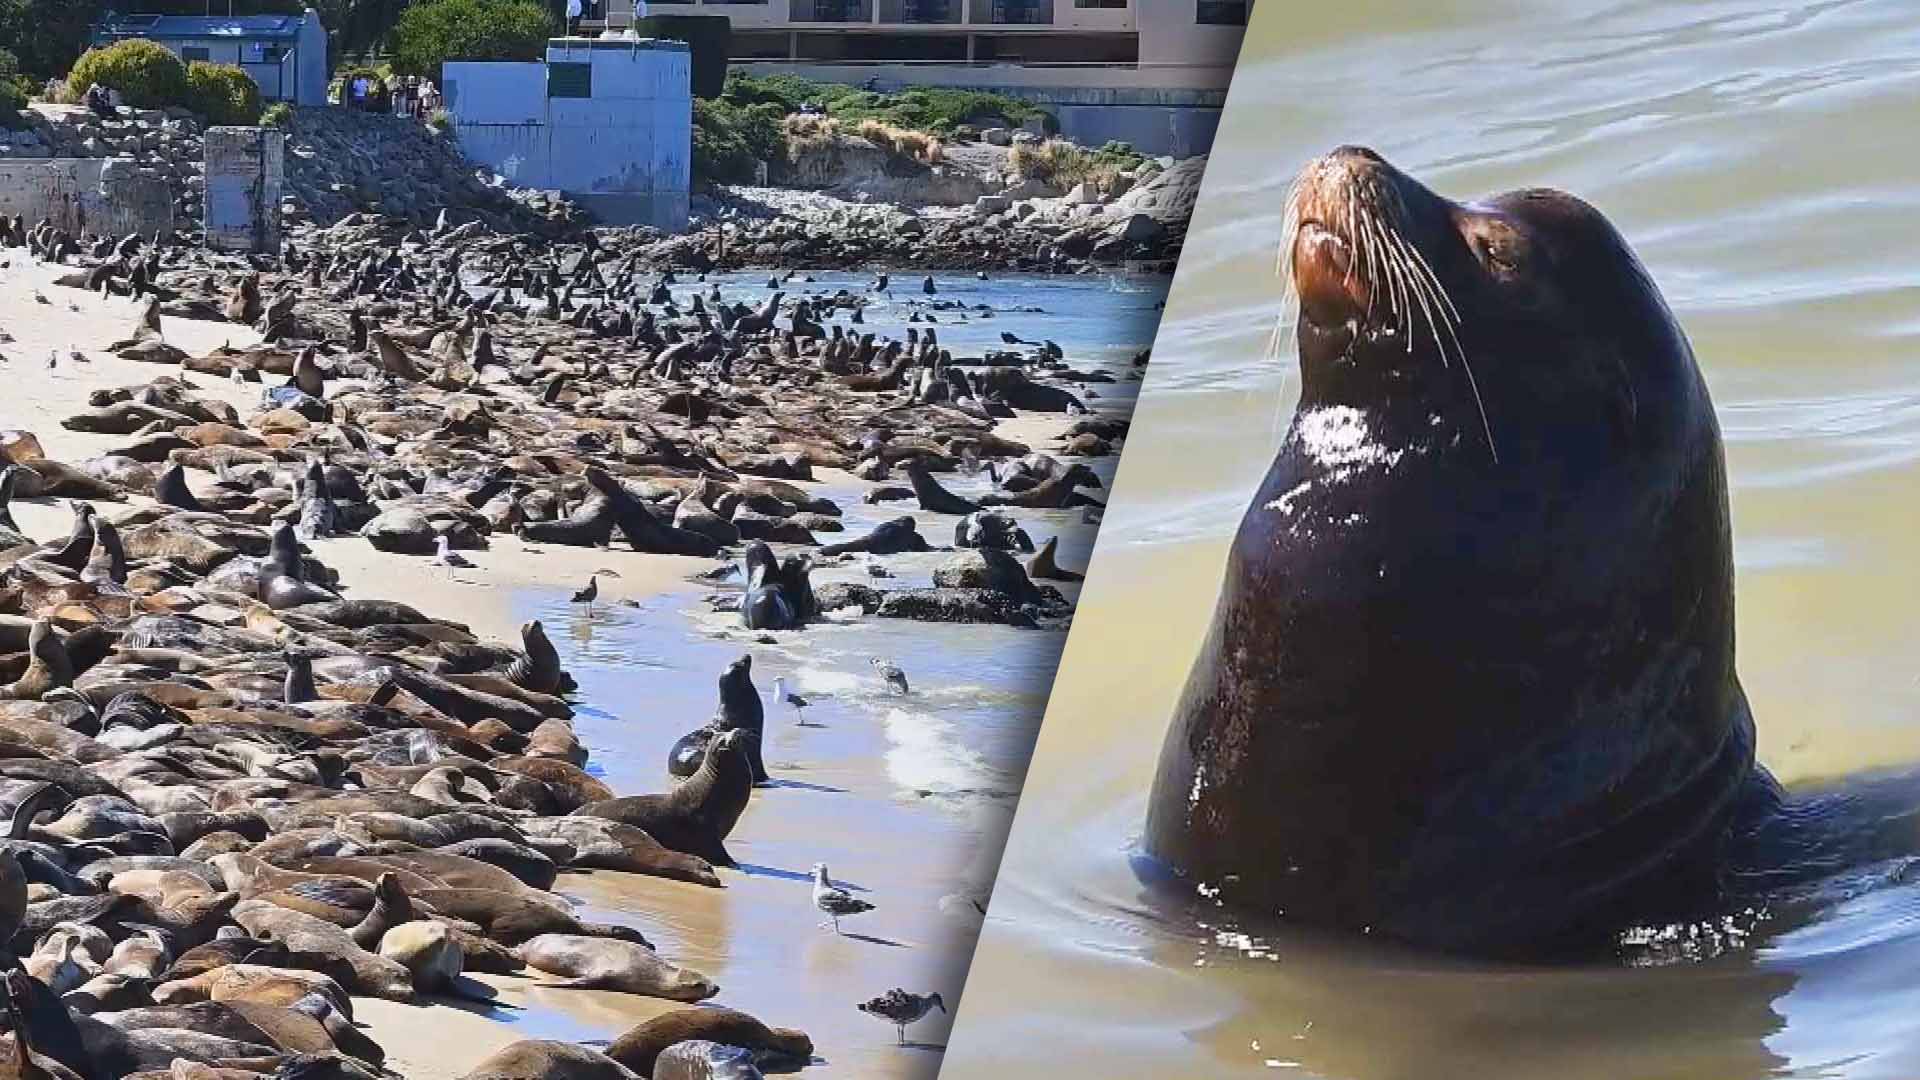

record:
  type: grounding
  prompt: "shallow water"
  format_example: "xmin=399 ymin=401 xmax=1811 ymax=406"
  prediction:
xmin=940 ymin=2 xmax=1920 ymax=1078
xmin=474 ymin=270 xmax=1165 ymax=1075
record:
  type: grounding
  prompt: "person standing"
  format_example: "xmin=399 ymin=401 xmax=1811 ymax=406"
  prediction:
xmin=566 ymin=0 xmax=583 ymax=34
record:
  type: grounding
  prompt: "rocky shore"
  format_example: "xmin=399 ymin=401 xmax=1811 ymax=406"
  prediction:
xmin=0 ymin=190 xmax=1147 ymax=1079
xmin=3 ymin=103 xmax=1199 ymax=272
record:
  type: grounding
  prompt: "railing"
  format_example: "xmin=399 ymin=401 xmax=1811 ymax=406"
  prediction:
xmin=878 ymin=0 xmax=963 ymax=21
xmin=792 ymin=0 xmax=874 ymax=19
xmin=966 ymin=0 xmax=1054 ymax=23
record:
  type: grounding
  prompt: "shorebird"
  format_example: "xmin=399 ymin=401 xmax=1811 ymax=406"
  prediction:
xmin=871 ymin=657 xmax=909 ymax=695
xmin=571 ymin=575 xmax=598 ymax=608
xmin=429 ymin=535 xmax=473 ymax=577
xmin=772 ymin=676 xmax=811 ymax=726
xmin=812 ymin=863 xmax=874 ymax=933
xmin=858 ymin=989 xmax=946 ymax=1045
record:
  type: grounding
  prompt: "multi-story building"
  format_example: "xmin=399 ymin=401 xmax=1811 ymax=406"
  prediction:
xmin=586 ymin=0 xmax=1246 ymax=91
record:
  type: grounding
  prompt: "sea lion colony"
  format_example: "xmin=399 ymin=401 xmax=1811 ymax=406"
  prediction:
xmin=0 ymin=211 xmax=1132 ymax=1078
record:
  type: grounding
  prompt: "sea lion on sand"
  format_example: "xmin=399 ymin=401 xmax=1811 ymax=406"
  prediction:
xmin=517 ymin=817 xmax=722 ymax=887
xmin=574 ymin=729 xmax=755 ymax=866
xmin=606 ymin=1006 xmax=813 ymax=1076
xmin=460 ymin=1040 xmax=637 ymax=1080
xmin=667 ymin=655 xmax=767 ymax=784
xmin=1144 ymin=146 xmax=1774 ymax=955
xmin=514 ymin=933 xmax=718 ymax=1001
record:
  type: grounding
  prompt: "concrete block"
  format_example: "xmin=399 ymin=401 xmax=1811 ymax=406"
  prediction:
xmin=203 ymin=127 xmax=285 ymax=254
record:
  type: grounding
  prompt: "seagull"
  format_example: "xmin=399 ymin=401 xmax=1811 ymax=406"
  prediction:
xmin=772 ymin=676 xmax=811 ymax=726
xmin=812 ymin=863 xmax=874 ymax=933
xmin=858 ymin=989 xmax=946 ymax=1045
xmin=68 ymin=348 xmax=88 ymax=365
xmin=45 ymin=350 xmax=56 ymax=370
xmin=870 ymin=657 xmax=909 ymax=695
xmin=429 ymin=535 xmax=473 ymax=576
xmin=570 ymin=575 xmax=598 ymax=608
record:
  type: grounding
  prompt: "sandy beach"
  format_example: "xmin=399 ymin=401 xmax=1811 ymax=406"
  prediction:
xmin=0 ymin=232 xmax=1160 ymax=1079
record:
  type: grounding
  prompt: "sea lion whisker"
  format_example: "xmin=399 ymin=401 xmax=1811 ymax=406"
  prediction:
xmin=1384 ymin=231 xmax=1499 ymax=462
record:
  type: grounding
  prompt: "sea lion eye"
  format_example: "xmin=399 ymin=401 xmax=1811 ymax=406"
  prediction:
xmin=1467 ymin=221 xmax=1526 ymax=277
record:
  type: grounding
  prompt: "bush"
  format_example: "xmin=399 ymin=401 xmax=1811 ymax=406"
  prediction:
xmin=692 ymin=97 xmax=784 ymax=185
xmin=0 ymin=77 xmax=26 ymax=130
xmin=67 ymin=38 xmax=189 ymax=110
xmin=389 ymin=0 xmax=555 ymax=79
xmin=260 ymin=102 xmax=293 ymax=128
xmin=720 ymin=72 xmax=1039 ymax=136
xmin=186 ymin=62 xmax=261 ymax=126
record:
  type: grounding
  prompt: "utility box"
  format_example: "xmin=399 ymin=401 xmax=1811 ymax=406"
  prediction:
xmin=203 ymin=127 xmax=286 ymax=254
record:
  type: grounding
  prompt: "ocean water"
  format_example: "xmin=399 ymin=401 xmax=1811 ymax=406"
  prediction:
xmin=939 ymin=3 xmax=1920 ymax=1079
xmin=489 ymin=268 xmax=1169 ymax=1077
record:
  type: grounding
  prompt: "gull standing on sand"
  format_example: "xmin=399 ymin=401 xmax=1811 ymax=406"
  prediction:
xmin=772 ymin=676 xmax=812 ymax=726
xmin=429 ymin=535 xmax=473 ymax=577
xmin=812 ymin=863 xmax=874 ymax=932
xmin=858 ymin=989 xmax=946 ymax=1045
xmin=871 ymin=657 xmax=909 ymax=695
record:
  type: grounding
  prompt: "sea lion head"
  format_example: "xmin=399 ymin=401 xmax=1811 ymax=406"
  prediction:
xmin=1285 ymin=145 xmax=1697 ymax=466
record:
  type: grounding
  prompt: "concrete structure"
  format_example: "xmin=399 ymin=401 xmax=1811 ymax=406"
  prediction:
xmin=91 ymin=11 xmax=329 ymax=106
xmin=0 ymin=158 xmax=174 ymax=238
xmin=203 ymin=127 xmax=286 ymax=254
xmin=443 ymin=39 xmax=692 ymax=231
xmin=585 ymin=0 xmax=1246 ymax=83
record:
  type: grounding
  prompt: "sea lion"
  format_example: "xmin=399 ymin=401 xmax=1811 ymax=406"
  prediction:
xmin=459 ymin=1040 xmax=637 ymax=1080
xmin=513 ymin=933 xmax=718 ymax=1001
xmin=517 ymin=817 xmax=721 ymax=887
xmin=1143 ymin=146 xmax=1772 ymax=955
xmin=606 ymin=1006 xmax=813 ymax=1076
xmin=502 ymin=620 xmax=565 ymax=696
xmin=667 ymin=655 xmax=767 ymax=784
xmin=740 ymin=542 xmax=815 ymax=632
xmin=574 ymin=729 xmax=756 ymax=866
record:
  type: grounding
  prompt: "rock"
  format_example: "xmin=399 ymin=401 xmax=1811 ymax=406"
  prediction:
xmin=934 ymin=549 xmax=1040 ymax=602
xmin=1115 ymin=212 xmax=1164 ymax=244
xmin=983 ymin=127 xmax=1013 ymax=146
xmin=974 ymin=194 xmax=1012 ymax=215
xmin=1063 ymin=181 xmax=1101 ymax=205
xmin=361 ymin=509 xmax=439 ymax=555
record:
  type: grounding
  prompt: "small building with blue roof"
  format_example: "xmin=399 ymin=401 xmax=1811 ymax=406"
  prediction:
xmin=91 ymin=8 xmax=329 ymax=107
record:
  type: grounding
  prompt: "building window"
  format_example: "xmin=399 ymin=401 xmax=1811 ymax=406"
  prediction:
xmin=1195 ymin=0 xmax=1245 ymax=23
xmin=549 ymin=61 xmax=592 ymax=98
xmin=1074 ymin=0 xmax=1126 ymax=7
xmin=181 ymin=46 xmax=211 ymax=63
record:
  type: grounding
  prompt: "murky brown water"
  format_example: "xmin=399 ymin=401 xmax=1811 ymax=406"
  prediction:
xmin=940 ymin=2 xmax=1920 ymax=1077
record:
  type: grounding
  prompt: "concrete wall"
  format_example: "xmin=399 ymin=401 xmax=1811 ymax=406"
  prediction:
xmin=204 ymin=128 xmax=285 ymax=253
xmin=444 ymin=41 xmax=691 ymax=230
xmin=1053 ymin=101 xmax=1220 ymax=158
xmin=0 ymin=158 xmax=175 ymax=238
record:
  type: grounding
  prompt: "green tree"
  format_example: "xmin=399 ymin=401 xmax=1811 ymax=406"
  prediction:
xmin=0 ymin=0 xmax=108 ymax=81
xmin=388 ymin=0 xmax=556 ymax=79
xmin=67 ymin=39 xmax=190 ymax=109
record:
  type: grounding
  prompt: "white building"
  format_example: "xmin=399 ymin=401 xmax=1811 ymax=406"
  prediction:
xmin=90 ymin=10 xmax=330 ymax=107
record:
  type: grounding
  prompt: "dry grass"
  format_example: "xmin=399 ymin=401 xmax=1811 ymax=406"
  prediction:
xmin=1010 ymin=138 xmax=1143 ymax=192
xmin=855 ymin=118 xmax=945 ymax=164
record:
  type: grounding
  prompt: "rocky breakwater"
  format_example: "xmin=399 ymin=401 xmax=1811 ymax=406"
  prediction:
xmin=0 ymin=192 xmax=1126 ymax=1075
xmin=643 ymin=155 xmax=1207 ymax=274
xmin=0 ymin=104 xmax=581 ymax=240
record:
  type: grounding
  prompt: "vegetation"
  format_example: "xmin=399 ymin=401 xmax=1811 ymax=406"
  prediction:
xmin=1011 ymin=137 xmax=1156 ymax=191
xmin=388 ymin=0 xmax=556 ymax=78
xmin=66 ymin=39 xmax=190 ymax=110
xmin=692 ymin=97 xmax=786 ymax=185
xmin=0 ymin=75 xmax=26 ymax=131
xmin=719 ymin=72 xmax=1040 ymax=136
xmin=186 ymin=62 xmax=264 ymax=126
xmin=260 ymin=101 xmax=294 ymax=128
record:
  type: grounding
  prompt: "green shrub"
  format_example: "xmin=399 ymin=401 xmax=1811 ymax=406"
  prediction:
xmin=186 ymin=62 xmax=262 ymax=126
xmin=388 ymin=0 xmax=555 ymax=79
xmin=719 ymin=72 xmax=1039 ymax=135
xmin=692 ymin=97 xmax=784 ymax=185
xmin=67 ymin=38 xmax=189 ymax=110
xmin=0 ymin=77 xmax=26 ymax=130
xmin=260 ymin=102 xmax=293 ymax=128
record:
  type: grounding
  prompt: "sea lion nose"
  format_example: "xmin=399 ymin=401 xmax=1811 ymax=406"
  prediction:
xmin=1329 ymin=144 xmax=1387 ymax=166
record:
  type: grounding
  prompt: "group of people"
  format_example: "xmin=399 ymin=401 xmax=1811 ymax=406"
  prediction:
xmin=339 ymin=71 xmax=440 ymax=121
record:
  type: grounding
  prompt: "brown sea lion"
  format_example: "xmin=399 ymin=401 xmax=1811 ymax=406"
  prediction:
xmin=1143 ymin=146 xmax=1773 ymax=955
xmin=513 ymin=933 xmax=717 ymax=1001
xmin=606 ymin=1006 xmax=813 ymax=1076
xmin=572 ymin=729 xmax=755 ymax=867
